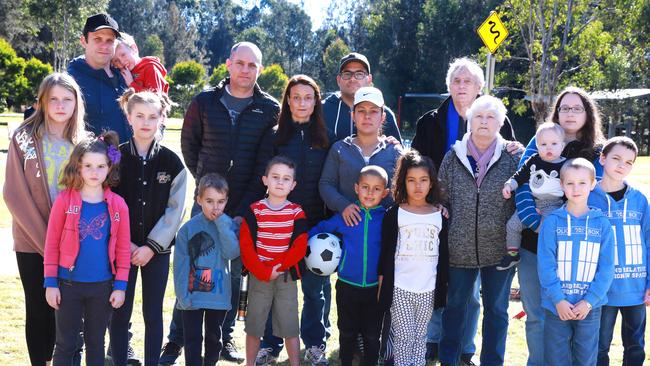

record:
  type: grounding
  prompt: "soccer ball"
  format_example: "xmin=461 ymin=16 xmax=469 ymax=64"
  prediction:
xmin=304 ymin=233 xmax=342 ymax=276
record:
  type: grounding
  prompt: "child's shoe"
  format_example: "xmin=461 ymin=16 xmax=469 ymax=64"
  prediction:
xmin=255 ymin=347 xmax=278 ymax=366
xmin=158 ymin=342 xmax=182 ymax=366
xmin=496 ymin=251 xmax=520 ymax=271
xmin=304 ymin=345 xmax=329 ymax=366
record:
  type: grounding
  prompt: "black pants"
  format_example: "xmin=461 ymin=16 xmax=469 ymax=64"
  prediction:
xmin=110 ymin=253 xmax=170 ymax=366
xmin=16 ymin=252 xmax=56 ymax=366
xmin=53 ymin=280 xmax=113 ymax=366
xmin=335 ymin=281 xmax=381 ymax=366
xmin=181 ymin=309 xmax=227 ymax=366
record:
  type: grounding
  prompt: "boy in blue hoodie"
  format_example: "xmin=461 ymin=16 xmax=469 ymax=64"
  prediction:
xmin=173 ymin=173 xmax=240 ymax=366
xmin=587 ymin=137 xmax=650 ymax=366
xmin=538 ymin=158 xmax=615 ymax=366
xmin=310 ymin=165 xmax=389 ymax=366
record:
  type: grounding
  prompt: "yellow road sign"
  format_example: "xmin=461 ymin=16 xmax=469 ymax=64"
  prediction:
xmin=477 ymin=11 xmax=508 ymax=54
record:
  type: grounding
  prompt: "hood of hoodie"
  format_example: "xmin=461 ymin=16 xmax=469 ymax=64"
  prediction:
xmin=68 ymin=56 xmax=118 ymax=80
xmin=451 ymin=132 xmax=507 ymax=174
xmin=133 ymin=56 xmax=167 ymax=78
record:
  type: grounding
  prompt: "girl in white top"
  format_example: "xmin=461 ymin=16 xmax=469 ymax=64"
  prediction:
xmin=379 ymin=149 xmax=449 ymax=366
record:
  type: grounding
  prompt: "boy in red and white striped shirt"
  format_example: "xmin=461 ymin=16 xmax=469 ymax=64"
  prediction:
xmin=240 ymin=156 xmax=308 ymax=366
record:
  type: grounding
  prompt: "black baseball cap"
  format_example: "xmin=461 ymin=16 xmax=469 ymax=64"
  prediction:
xmin=339 ymin=52 xmax=370 ymax=74
xmin=83 ymin=13 xmax=120 ymax=37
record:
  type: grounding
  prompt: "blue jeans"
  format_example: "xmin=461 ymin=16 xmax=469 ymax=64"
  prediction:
xmin=167 ymin=202 xmax=242 ymax=346
xmin=518 ymin=248 xmax=545 ymax=366
xmin=544 ymin=307 xmax=602 ymax=366
xmin=440 ymin=265 xmax=514 ymax=366
xmin=597 ymin=304 xmax=646 ymax=366
xmin=426 ymin=276 xmax=479 ymax=356
xmin=110 ymin=253 xmax=170 ymax=366
xmin=300 ymin=269 xmax=332 ymax=348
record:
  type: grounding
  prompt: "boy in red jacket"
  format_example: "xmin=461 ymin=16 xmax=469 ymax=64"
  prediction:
xmin=112 ymin=32 xmax=169 ymax=94
xmin=240 ymin=156 xmax=308 ymax=366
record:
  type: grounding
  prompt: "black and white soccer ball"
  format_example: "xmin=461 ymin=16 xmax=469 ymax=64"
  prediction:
xmin=305 ymin=232 xmax=342 ymax=276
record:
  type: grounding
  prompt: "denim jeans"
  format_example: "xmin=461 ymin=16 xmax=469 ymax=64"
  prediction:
xmin=426 ymin=276 xmax=479 ymax=355
xmin=544 ymin=307 xmax=602 ymax=366
xmin=597 ymin=304 xmax=646 ymax=366
xmin=440 ymin=265 xmax=514 ymax=366
xmin=167 ymin=202 xmax=242 ymax=346
xmin=518 ymin=248 xmax=545 ymax=366
xmin=299 ymin=269 xmax=332 ymax=348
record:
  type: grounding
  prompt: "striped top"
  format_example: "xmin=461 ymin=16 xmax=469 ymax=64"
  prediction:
xmin=253 ymin=200 xmax=305 ymax=261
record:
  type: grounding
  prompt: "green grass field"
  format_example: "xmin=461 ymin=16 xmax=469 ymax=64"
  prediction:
xmin=0 ymin=112 xmax=648 ymax=364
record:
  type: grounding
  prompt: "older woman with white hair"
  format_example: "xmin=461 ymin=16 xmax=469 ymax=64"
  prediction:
xmin=437 ymin=95 xmax=521 ymax=366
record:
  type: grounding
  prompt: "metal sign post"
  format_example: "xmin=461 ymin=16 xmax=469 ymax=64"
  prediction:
xmin=477 ymin=11 xmax=508 ymax=95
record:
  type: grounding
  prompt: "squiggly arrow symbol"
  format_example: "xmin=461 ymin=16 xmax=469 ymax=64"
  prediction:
xmin=488 ymin=20 xmax=501 ymax=43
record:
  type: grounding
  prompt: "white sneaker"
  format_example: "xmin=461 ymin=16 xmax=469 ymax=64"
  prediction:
xmin=304 ymin=345 xmax=329 ymax=366
xmin=255 ymin=347 xmax=277 ymax=366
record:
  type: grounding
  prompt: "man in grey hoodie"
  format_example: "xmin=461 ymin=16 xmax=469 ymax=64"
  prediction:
xmin=322 ymin=53 xmax=401 ymax=143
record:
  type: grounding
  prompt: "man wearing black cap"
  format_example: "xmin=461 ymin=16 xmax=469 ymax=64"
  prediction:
xmin=68 ymin=13 xmax=131 ymax=142
xmin=322 ymin=53 xmax=401 ymax=142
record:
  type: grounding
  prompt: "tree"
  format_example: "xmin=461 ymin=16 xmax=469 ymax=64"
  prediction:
xmin=322 ymin=38 xmax=350 ymax=91
xmin=28 ymin=0 xmax=109 ymax=71
xmin=168 ymin=60 xmax=206 ymax=116
xmin=160 ymin=2 xmax=202 ymax=67
xmin=0 ymin=38 xmax=26 ymax=112
xmin=258 ymin=64 xmax=288 ymax=100
xmin=140 ymin=34 xmax=165 ymax=64
xmin=15 ymin=57 xmax=53 ymax=107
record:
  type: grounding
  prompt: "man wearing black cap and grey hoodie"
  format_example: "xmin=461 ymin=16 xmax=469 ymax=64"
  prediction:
xmin=68 ymin=13 xmax=131 ymax=142
xmin=322 ymin=53 xmax=401 ymax=143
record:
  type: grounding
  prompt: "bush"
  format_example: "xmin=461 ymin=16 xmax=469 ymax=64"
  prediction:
xmin=209 ymin=63 xmax=228 ymax=87
xmin=168 ymin=60 xmax=206 ymax=117
xmin=258 ymin=64 xmax=288 ymax=100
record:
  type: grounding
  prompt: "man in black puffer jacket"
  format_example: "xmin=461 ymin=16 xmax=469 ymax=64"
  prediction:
xmin=159 ymin=42 xmax=279 ymax=366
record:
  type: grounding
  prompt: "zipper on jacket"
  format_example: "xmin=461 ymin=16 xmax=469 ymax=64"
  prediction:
xmin=362 ymin=209 xmax=369 ymax=286
xmin=474 ymin=188 xmax=481 ymax=267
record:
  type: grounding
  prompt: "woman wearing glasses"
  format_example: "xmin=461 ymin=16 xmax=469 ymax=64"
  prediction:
xmin=514 ymin=86 xmax=605 ymax=366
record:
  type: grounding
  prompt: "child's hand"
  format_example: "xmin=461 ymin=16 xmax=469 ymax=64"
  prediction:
xmin=119 ymin=67 xmax=134 ymax=86
xmin=45 ymin=287 xmax=61 ymax=310
xmin=384 ymin=135 xmax=402 ymax=146
xmin=644 ymin=289 xmax=650 ymax=306
xmin=201 ymin=269 xmax=212 ymax=282
xmin=269 ymin=264 xmax=283 ymax=280
xmin=572 ymin=300 xmax=591 ymax=320
xmin=131 ymin=246 xmax=155 ymax=267
xmin=110 ymin=290 xmax=126 ymax=309
xmin=130 ymin=242 xmax=139 ymax=253
xmin=502 ymin=185 xmax=512 ymax=199
xmin=555 ymin=300 xmax=576 ymax=321
xmin=112 ymin=58 xmax=123 ymax=69
xmin=342 ymin=203 xmax=362 ymax=227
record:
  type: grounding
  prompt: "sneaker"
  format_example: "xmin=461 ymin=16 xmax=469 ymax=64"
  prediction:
xmin=304 ymin=345 xmax=329 ymax=366
xmin=460 ymin=354 xmax=477 ymax=366
xmin=425 ymin=342 xmax=438 ymax=362
xmin=159 ymin=342 xmax=182 ymax=366
xmin=255 ymin=347 xmax=278 ymax=366
xmin=496 ymin=252 xmax=520 ymax=271
xmin=221 ymin=341 xmax=245 ymax=363
xmin=127 ymin=345 xmax=142 ymax=366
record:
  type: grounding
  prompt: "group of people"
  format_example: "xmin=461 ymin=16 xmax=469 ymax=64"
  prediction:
xmin=4 ymin=12 xmax=649 ymax=366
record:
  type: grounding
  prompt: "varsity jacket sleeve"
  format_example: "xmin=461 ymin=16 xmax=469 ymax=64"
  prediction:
xmin=113 ymin=196 xmax=132 ymax=291
xmin=3 ymin=136 xmax=48 ymax=255
xmin=173 ymin=224 xmax=192 ymax=309
xmin=516 ymin=138 xmax=541 ymax=230
xmin=215 ymin=214 xmax=240 ymax=260
xmin=180 ymin=97 xmax=203 ymax=178
xmin=277 ymin=210 xmax=308 ymax=272
xmin=383 ymin=108 xmax=402 ymax=143
xmin=583 ymin=220 xmax=615 ymax=307
xmin=319 ymin=144 xmax=353 ymax=213
xmin=43 ymin=194 xmax=67 ymax=287
xmin=146 ymin=169 xmax=188 ymax=253
xmin=537 ymin=215 xmax=566 ymax=305
xmin=239 ymin=218 xmax=273 ymax=281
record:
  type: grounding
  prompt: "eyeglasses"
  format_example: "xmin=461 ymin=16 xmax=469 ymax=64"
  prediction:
xmin=340 ymin=71 xmax=368 ymax=80
xmin=558 ymin=106 xmax=585 ymax=114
